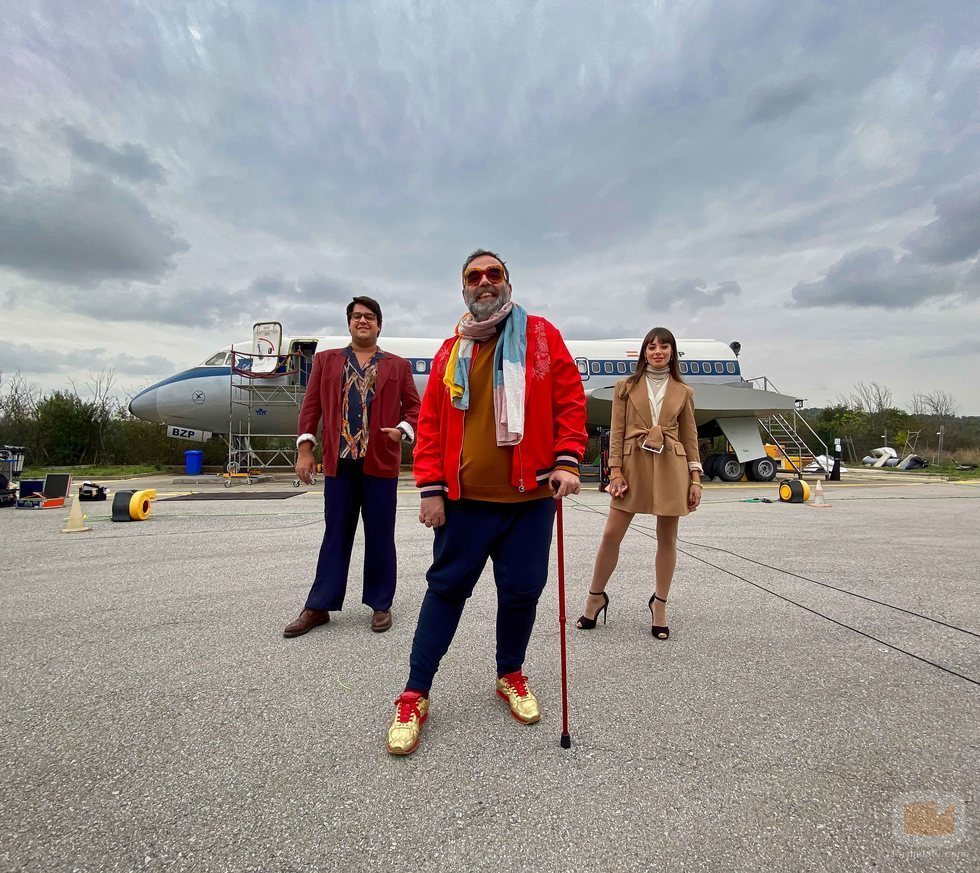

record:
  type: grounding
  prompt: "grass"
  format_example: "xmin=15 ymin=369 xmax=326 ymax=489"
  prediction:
xmin=854 ymin=461 xmax=980 ymax=481
xmin=930 ymin=462 xmax=980 ymax=481
xmin=18 ymin=464 xmax=171 ymax=480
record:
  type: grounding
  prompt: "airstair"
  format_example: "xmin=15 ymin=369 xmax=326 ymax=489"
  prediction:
xmin=758 ymin=410 xmax=829 ymax=478
xmin=225 ymin=322 xmax=316 ymax=484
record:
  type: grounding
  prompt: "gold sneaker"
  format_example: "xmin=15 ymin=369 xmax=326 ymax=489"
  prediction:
xmin=495 ymin=671 xmax=540 ymax=724
xmin=386 ymin=691 xmax=429 ymax=755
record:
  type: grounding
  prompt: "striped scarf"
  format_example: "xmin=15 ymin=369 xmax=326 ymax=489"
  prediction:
xmin=443 ymin=303 xmax=527 ymax=446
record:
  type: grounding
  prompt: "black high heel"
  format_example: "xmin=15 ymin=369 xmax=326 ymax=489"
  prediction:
xmin=576 ymin=591 xmax=609 ymax=630
xmin=648 ymin=594 xmax=669 ymax=640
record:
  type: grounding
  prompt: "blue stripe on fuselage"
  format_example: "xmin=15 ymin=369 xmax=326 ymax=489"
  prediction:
xmin=132 ymin=367 xmax=232 ymax=401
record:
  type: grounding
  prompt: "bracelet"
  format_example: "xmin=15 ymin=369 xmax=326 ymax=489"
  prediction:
xmin=689 ymin=481 xmax=702 ymax=488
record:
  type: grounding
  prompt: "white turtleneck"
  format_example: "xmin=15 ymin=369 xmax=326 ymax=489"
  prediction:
xmin=645 ymin=366 xmax=671 ymax=424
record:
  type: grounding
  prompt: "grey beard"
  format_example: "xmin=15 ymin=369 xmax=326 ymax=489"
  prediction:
xmin=466 ymin=285 xmax=511 ymax=321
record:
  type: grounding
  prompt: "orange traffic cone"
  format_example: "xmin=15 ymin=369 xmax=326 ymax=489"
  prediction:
xmin=810 ymin=479 xmax=830 ymax=508
xmin=62 ymin=496 xmax=92 ymax=533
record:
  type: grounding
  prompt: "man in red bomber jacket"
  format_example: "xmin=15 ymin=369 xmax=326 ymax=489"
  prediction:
xmin=284 ymin=296 xmax=420 ymax=638
xmin=386 ymin=250 xmax=587 ymax=755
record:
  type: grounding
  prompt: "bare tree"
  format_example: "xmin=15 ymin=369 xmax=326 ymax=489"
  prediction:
xmin=0 ymin=370 xmax=42 ymax=457
xmin=923 ymin=390 xmax=957 ymax=421
xmin=909 ymin=393 xmax=929 ymax=416
xmin=847 ymin=381 xmax=893 ymax=414
xmin=62 ymin=368 xmax=119 ymax=463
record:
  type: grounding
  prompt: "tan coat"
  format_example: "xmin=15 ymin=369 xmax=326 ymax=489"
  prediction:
xmin=607 ymin=376 xmax=700 ymax=516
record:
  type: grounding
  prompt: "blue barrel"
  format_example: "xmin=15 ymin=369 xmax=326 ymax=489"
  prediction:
xmin=184 ymin=450 xmax=204 ymax=475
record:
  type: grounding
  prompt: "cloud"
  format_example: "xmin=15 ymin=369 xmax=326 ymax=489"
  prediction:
xmin=0 ymin=340 xmax=175 ymax=376
xmin=0 ymin=147 xmax=17 ymax=184
xmin=743 ymin=79 xmax=820 ymax=124
xmin=0 ymin=175 xmax=188 ymax=285
xmin=786 ymin=247 xmax=971 ymax=308
xmin=914 ymin=336 xmax=980 ymax=359
xmin=3 ymin=1 xmax=980 ymax=411
xmin=19 ymin=272 xmax=374 ymax=331
xmin=647 ymin=278 xmax=742 ymax=311
xmin=904 ymin=176 xmax=980 ymax=264
xmin=63 ymin=125 xmax=167 ymax=184
xmin=788 ymin=178 xmax=980 ymax=309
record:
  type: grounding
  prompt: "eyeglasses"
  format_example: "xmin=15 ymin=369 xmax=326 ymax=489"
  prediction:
xmin=350 ymin=312 xmax=377 ymax=323
xmin=463 ymin=265 xmax=507 ymax=287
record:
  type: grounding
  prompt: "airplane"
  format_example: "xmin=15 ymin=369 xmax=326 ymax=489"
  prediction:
xmin=129 ymin=321 xmax=811 ymax=482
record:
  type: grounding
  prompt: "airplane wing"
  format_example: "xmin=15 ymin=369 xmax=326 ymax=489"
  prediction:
xmin=585 ymin=382 xmax=797 ymax=426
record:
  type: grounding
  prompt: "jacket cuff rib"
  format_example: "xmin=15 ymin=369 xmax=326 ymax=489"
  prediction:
xmin=554 ymin=453 xmax=581 ymax=476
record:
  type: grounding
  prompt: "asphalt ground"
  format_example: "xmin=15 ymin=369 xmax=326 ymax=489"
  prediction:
xmin=1 ymin=473 xmax=977 ymax=872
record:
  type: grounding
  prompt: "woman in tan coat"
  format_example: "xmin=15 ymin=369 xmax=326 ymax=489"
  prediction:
xmin=576 ymin=327 xmax=703 ymax=638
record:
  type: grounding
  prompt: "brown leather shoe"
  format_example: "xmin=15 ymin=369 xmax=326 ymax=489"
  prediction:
xmin=370 ymin=609 xmax=392 ymax=633
xmin=283 ymin=608 xmax=330 ymax=638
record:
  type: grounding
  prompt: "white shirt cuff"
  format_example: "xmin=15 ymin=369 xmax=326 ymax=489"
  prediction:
xmin=688 ymin=462 xmax=703 ymax=473
xmin=297 ymin=433 xmax=317 ymax=448
xmin=396 ymin=421 xmax=415 ymax=443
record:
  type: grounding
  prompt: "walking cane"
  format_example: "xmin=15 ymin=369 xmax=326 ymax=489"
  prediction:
xmin=555 ymin=496 xmax=571 ymax=749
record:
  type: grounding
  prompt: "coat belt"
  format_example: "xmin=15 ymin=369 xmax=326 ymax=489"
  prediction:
xmin=626 ymin=422 xmax=680 ymax=453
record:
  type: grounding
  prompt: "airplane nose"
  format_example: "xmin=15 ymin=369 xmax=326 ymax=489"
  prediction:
xmin=129 ymin=388 xmax=161 ymax=423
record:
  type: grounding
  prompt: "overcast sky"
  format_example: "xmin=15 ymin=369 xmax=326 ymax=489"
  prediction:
xmin=2 ymin=0 xmax=979 ymax=414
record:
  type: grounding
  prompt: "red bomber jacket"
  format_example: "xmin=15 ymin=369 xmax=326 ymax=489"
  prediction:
xmin=297 ymin=348 xmax=421 ymax=479
xmin=414 ymin=315 xmax=588 ymax=500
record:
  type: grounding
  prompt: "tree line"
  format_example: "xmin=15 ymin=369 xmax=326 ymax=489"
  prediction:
xmin=802 ymin=382 xmax=979 ymax=463
xmin=0 ymin=371 xmax=227 ymax=468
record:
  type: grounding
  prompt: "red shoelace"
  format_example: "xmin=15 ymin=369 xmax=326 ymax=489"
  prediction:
xmin=501 ymin=672 xmax=530 ymax=697
xmin=395 ymin=692 xmax=423 ymax=723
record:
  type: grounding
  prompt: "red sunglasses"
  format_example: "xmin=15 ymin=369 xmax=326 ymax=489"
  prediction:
xmin=463 ymin=265 xmax=507 ymax=287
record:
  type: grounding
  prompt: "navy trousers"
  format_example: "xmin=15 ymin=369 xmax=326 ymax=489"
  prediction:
xmin=407 ymin=497 xmax=556 ymax=693
xmin=305 ymin=459 xmax=398 ymax=612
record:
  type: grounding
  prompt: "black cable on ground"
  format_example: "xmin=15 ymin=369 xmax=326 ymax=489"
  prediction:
xmin=674 ymin=534 xmax=980 ymax=640
xmin=566 ymin=497 xmax=980 ymax=688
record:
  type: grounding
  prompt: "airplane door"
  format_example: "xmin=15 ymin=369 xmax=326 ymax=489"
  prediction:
xmin=251 ymin=322 xmax=282 ymax=374
xmin=288 ymin=340 xmax=318 ymax=387
xmin=575 ymin=357 xmax=590 ymax=382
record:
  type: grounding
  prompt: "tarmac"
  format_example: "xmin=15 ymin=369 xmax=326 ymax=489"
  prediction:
xmin=1 ymin=471 xmax=977 ymax=872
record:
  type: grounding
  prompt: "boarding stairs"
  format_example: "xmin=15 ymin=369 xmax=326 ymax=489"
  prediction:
xmin=224 ymin=322 xmax=311 ymax=484
xmin=758 ymin=411 xmax=829 ymax=478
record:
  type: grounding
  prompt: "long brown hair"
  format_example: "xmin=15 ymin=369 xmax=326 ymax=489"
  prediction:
xmin=618 ymin=327 xmax=683 ymax=398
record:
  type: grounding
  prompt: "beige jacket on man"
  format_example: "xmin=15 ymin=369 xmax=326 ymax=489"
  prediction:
xmin=607 ymin=376 xmax=701 ymax=516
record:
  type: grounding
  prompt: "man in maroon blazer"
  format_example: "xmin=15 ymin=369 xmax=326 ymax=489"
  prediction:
xmin=284 ymin=296 xmax=421 ymax=637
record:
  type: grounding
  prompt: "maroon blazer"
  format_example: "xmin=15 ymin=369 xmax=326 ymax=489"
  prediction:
xmin=297 ymin=348 xmax=421 ymax=479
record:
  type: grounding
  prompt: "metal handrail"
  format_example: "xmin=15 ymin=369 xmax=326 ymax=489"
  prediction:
xmin=788 ymin=411 xmax=829 ymax=469
xmin=743 ymin=375 xmax=781 ymax=393
xmin=230 ymin=350 xmax=301 ymax=379
xmin=759 ymin=411 xmax=830 ymax=478
xmin=758 ymin=417 xmax=803 ymax=478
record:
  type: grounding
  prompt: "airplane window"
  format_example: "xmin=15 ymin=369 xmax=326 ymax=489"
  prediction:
xmin=603 ymin=362 xmax=613 ymax=374
xmin=204 ymin=352 xmax=227 ymax=366
xmin=715 ymin=362 xmax=724 ymax=374
xmin=690 ymin=362 xmax=700 ymax=374
xmin=415 ymin=360 xmax=425 ymax=373
xmin=576 ymin=360 xmax=588 ymax=375
xmin=629 ymin=362 xmax=636 ymax=373
xmin=727 ymin=362 xmax=736 ymax=374
xmin=591 ymin=362 xmax=601 ymax=374
xmin=680 ymin=361 xmax=688 ymax=374
xmin=616 ymin=362 xmax=626 ymax=374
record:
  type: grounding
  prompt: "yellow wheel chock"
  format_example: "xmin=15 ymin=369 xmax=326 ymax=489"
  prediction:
xmin=111 ymin=489 xmax=157 ymax=522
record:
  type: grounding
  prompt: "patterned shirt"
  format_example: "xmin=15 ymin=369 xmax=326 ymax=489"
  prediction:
xmin=340 ymin=346 xmax=384 ymax=460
